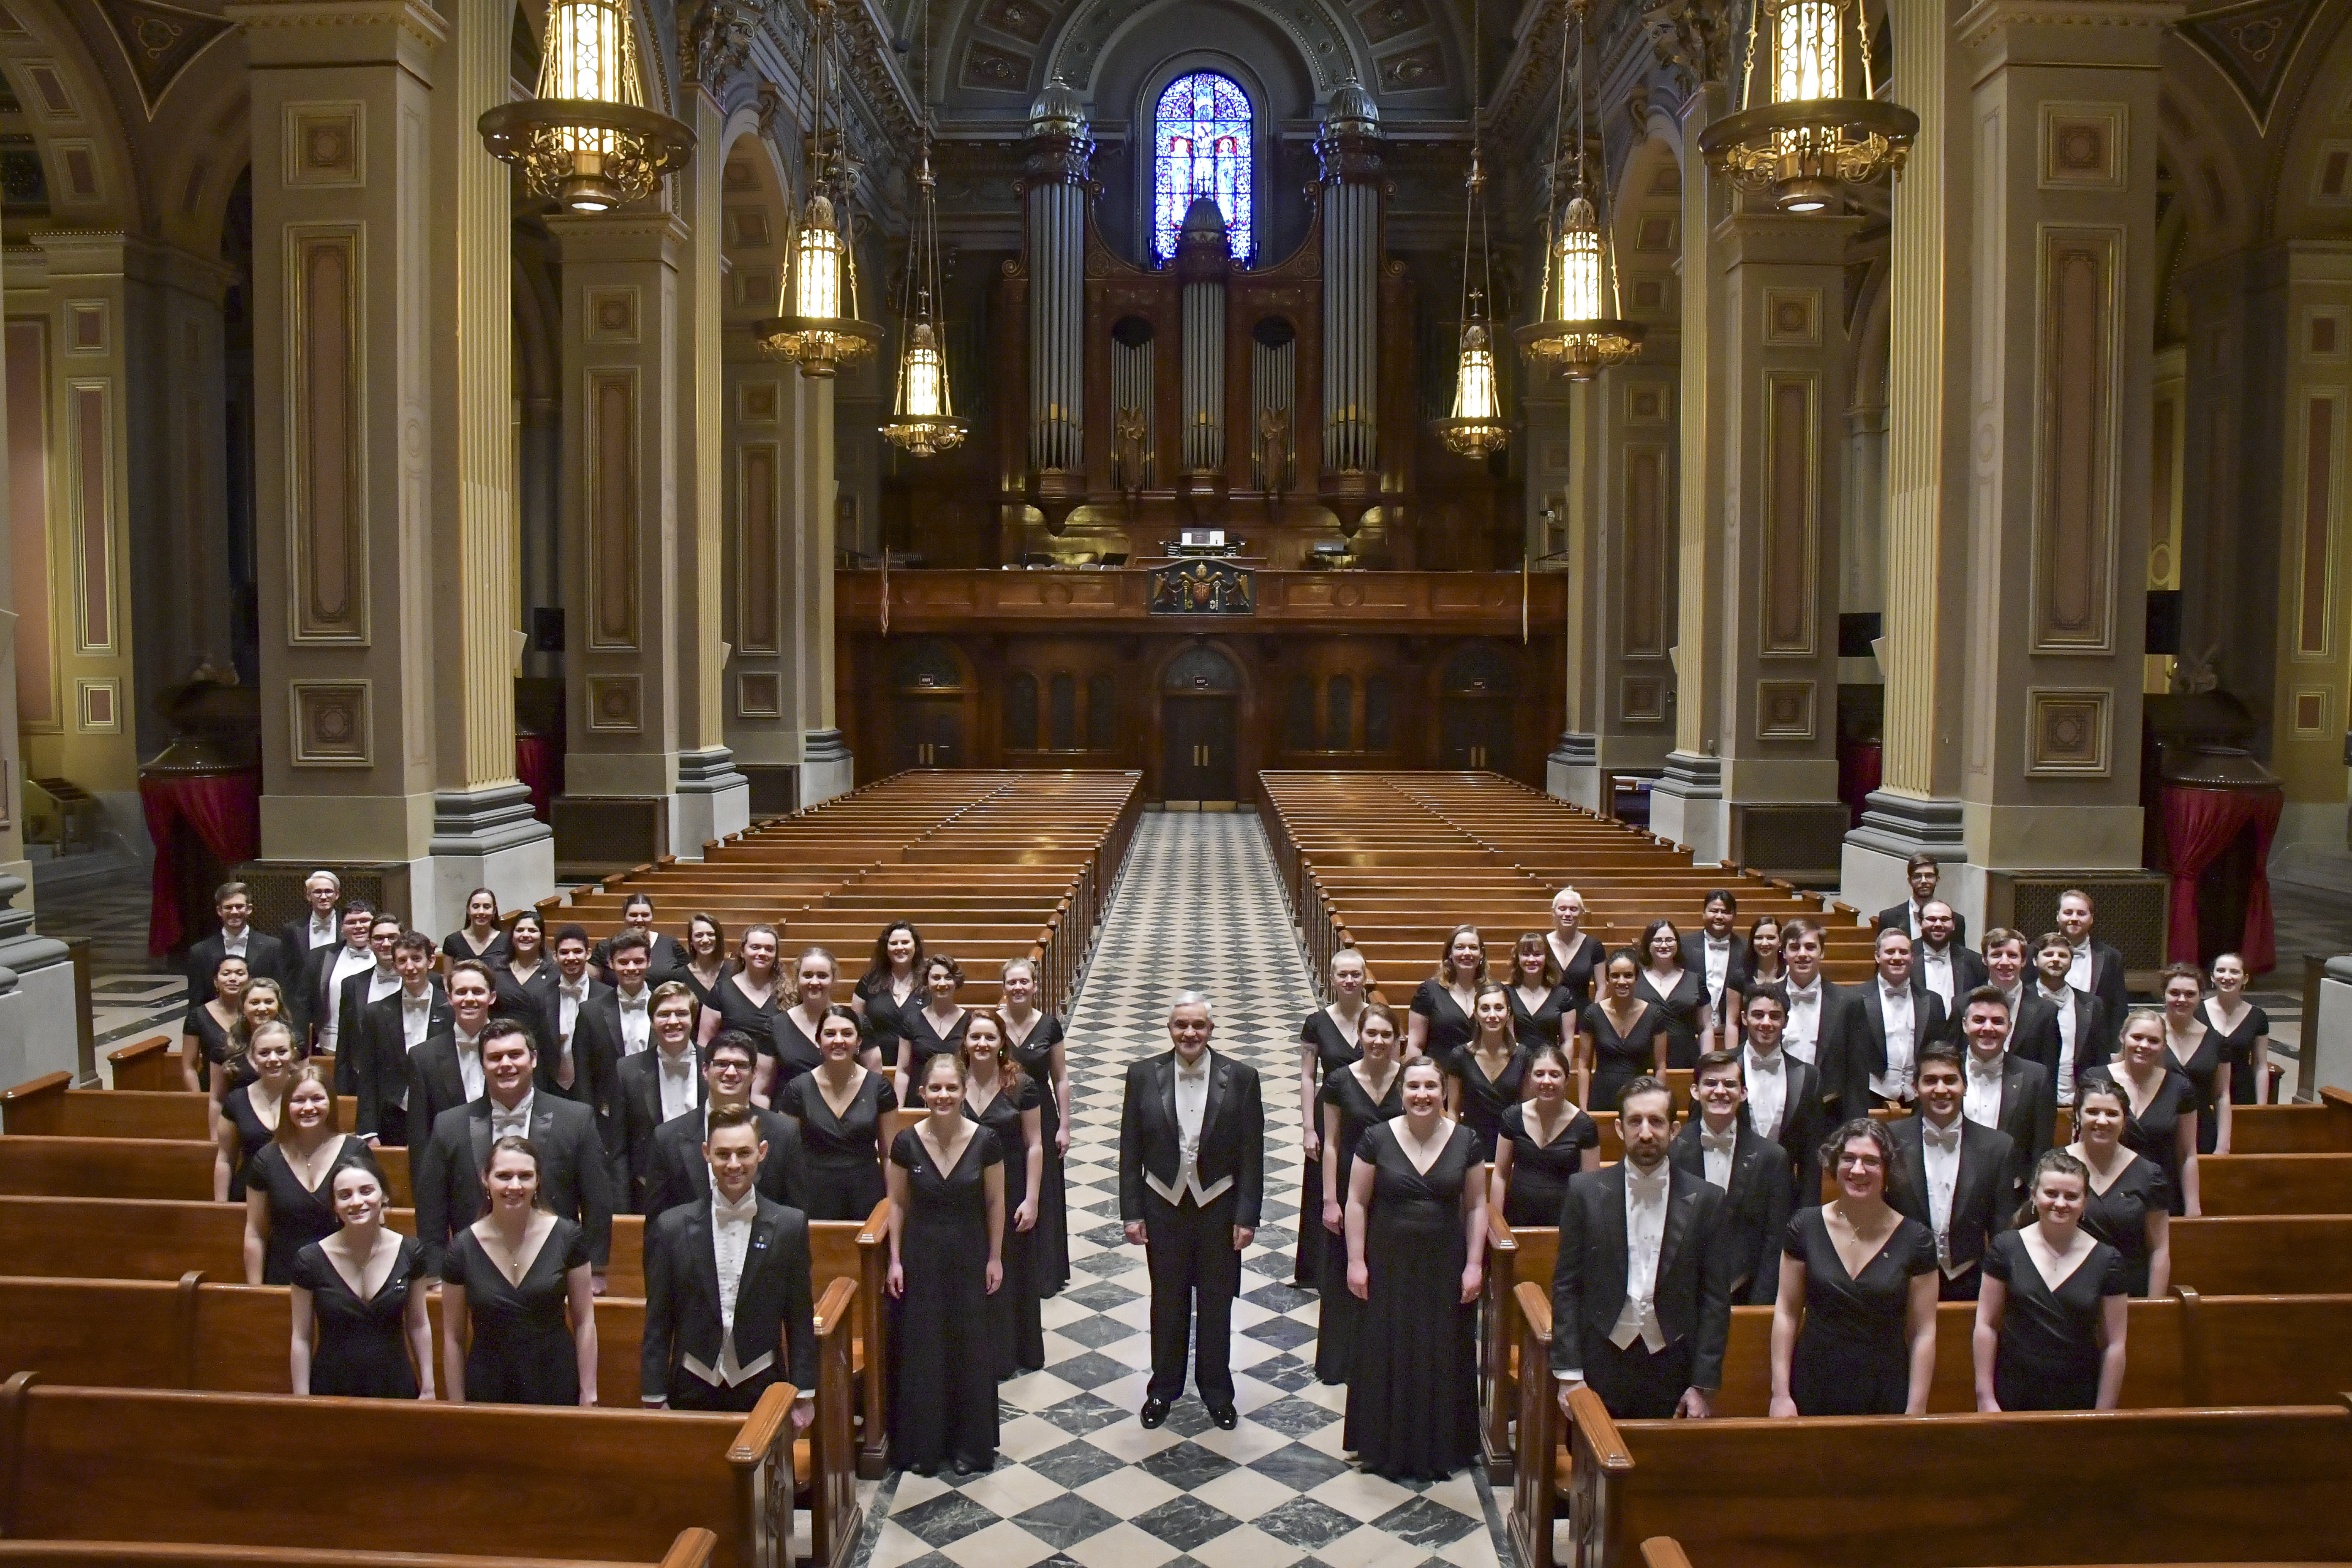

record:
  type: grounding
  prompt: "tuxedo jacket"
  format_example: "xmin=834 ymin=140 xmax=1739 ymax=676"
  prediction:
xmin=568 ymin=991 xmax=636 ymax=1142
xmin=1782 ymin=979 xmax=1860 ymax=1124
xmin=186 ymin=930 xmax=294 ymax=1011
xmin=1848 ymin=981 xmax=1949 ymax=1114
xmin=1914 ymin=945 xmax=1990 ymax=1032
xmin=1548 ymin=1162 xmax=1735 ymax=1389
xmin=1743 ymin=1052 xmax=1829 ymax=1203
xmin=325 ymin=961 xmax=405 ymax=1087
xmin=405 ymin=1035 xmax=478 ymax=1147
xmin=279 ymin=915 xmax=343 ymax=977
xmin=2082 ymin=941 xmax=2130 ymax=1043
xmin=1667 ymin=1119 xmax=1795 ymax=1304
xmin=411 ymin=1094 xmax=616 ymax=1274
xmin=1887 ymin=1113 xmax=2018 ymax=1274
xmin=2020 ymin=984 xmax=2107 ymax=1103
xmin=640 ymin=1195 xmax=815 ymax=1406
xmin=1976 ymin=1054 xmax=2055 ymax=1173
xmin=2004 ymin=993 xmax=2065 ymax=1110
xmin=1876 ymin=902 xmax=1968 ymax=949
xmin=1678 ymin=933 xmax=1751 ymax=1006
xmin=354 ymin=988 xmax=454 ymax=1141
xmin=645 ymin=1104 xmax=811 ymax=1221
xmin=592 ymin=932 xmax=691 ymax=988
xmin=1118 ymin=1048 xmax=1266 ymax=1230
xmin=614 ymin=1048 xmax=709 ymax=1210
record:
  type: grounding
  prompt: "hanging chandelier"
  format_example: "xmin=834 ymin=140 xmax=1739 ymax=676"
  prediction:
xmin=1516 ymin=0 xmax=1640 ymax=381
xmin=881 ymin=142 xmax=966 ymax=454
xmin=478 ymin=0 xmax=693 ymax=213
xmin=758 ymin=0 xmax=881 ymax=377
xmin=1696 ymin=0 xmax=1917 ymax=212
xmin=1434 ymin=2 xmax=1507 ymax=460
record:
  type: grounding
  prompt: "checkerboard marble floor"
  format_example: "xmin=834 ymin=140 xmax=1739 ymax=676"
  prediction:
xmin=854 ymin=811 xmax=1509 ymax=1568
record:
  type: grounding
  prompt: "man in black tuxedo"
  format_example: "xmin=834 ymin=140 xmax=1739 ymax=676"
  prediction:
xmin=1680 ymin=891 xmax=1750 ymax=1024
xmin=1776 ymin=919 xmax=1857 ymax=1123
xmin=645 ymin=1032 xmax=809 ymax=1220
xmin=1848 ymin=928 xmax=1947 ymax=1115
xmin=1876 ymin=853 xmax=1968 ymax=948
xmin=1737 ymin=989 xmax=1827 ymax=1200
xmin=2056 ymin=890 xmax=2131 ymax=1041
xmin=1551 ymin=1078 xmax=1734 ymax=1420
xmin=545 ymin=926 xmax=617 ymax=1105
xmin=406 ymin=962 xmax=499 ymax=1146
xmin=2031 ymin=931 xmax=2107 ymax=1107
xmin=411 ymin=1018 xmax=615 ymax=1285
xmin=310 ymin=904 xmax=379 ymax=1064
xmin=186 ymin=881 xmax=293 ymax=1010
xmin=1958 ymin=987 xmax=2055 ymax=1169
xmin=1914 ymin=902 xmax=1987 ymax=1026
xmin=1983 ymin=929 xmax=2062 ymax=1112
xmin=641 ymin=1106 xmax=817 ymax=1420
xmin=1670 ymin=1052 xmax=1794 ymax=1304
xmin=279 ymin=869 xmax=345 ymax=972
xmin=356 ymin=931 xmax=452 ymax=1146
xmin=615 ymin=981 xmax=710 ymax=1210
xmin=1119 ymin=991 xmax=1264 ymax=1430
xmin=1888 ymin=1043 xmax=2018 ymax=1300
xmin=574 ymin=931 xmax=653 ymax=1159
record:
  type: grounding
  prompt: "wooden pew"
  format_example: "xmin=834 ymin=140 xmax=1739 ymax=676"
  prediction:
xmin=3 ymin=1075 xmax=362 ymax=1139
xmin=2197 ymin=1152 xmax=2352 ymax=1216
xmin=105 ymin=1037 xmax=181 ymax=1092
xmin=2230 ymin=1086 xmax=2352 ymax=1153
xmin=0 ymin=1527 xmax=717 ymax=1568
xmin=0 ymin=1135 xmax=415 ymax=1209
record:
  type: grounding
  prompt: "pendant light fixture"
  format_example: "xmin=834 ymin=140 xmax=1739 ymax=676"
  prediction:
xmin=1696 ymin=0 xmax=1917 ymax=212
xmin=1434 ymin=0 xmax=1508 ymax=459
xmin=1514 ymin=0 xmax=1640 ymax=381
xmin=479 ymin=0 xmax=694 ymax=213
xmin=882 ymin=12 xmax=965 ymax=455
xmin=759 ymin=0 xmax=881 ymax=377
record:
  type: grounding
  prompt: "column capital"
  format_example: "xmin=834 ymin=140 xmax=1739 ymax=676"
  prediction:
xmin=1956 ymin=0 xmax=2183 ymax=62
xmin=545 ymin=212 xmax=691 ymax=269
xmin=223 ymin=0 xmax=447 ymax=72
xmin=1712 ymin=211 xmax=1866 ymax=267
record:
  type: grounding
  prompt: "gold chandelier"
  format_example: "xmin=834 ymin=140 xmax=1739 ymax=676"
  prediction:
xmin=881 ymin=140 xmax=966 ymax=454
xmin=1697 ymin=0 xmax=1918 ymax=212
xmin=1433 ymin=1 xmax=1507 ymax=460
xmin=1515 ymin=0 xmax=1640 ymax=381
xmin=479 ymin=0 xmax=693 ymax=213
xmin=758 ymin=0 xmax=881 ymax=377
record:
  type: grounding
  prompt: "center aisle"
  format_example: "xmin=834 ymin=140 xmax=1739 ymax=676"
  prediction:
xmin=857 ymin=811 xmax=1506 ymax=1568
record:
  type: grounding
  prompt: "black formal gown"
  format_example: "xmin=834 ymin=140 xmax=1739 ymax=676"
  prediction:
xmin=493 ymin=962 xmax=558 ymax=1056
xmin=1982 ymin=1229 xmax=2126 ymax=1411
xmin=1639 ymin=968 xmax=1709 ymax=1070
xmin=246 ymin=1137 xmax=385 ymax=1285
xmin=1507 ymin=984 xmax=1577 ymax=1050
xmin=1409 ymin=979 xmax=1478 ymax=1059
xmin=1004 ymin=1011 xmax=1070 ymax=1296
xmin=965 ymin=1077 xmax=1045 ymax=1377
xmin=2203 ymin=999 xmax=2269 ymax=1108
xmin=2080 ymin=1152 xmax=2172 ymax=1296
xmin=708 ymin=975 xmax=780 ymax=1047
xmin=1496 ymin=1101 xmax=1598 ymax=1227
xmin=1579 ymin=1001 xmax=1666 ymax=1118
xmin=1784 ymin=1206 xmax=1939 ymax=1415
xmin=442 ymin=1217 xmax=591 ymax=1406
xmin=1443 ymin=1042 xmax=1529 ymax=1162
xmin=1314 ymin=1063 xmax=1403 ymax=1384
xmin=898 ymin=1007 xmax=969 ymax=1086
xmin=857 ymin=974 xmax=919 ymax=1069
xmin=888 ymin=1125 xmax=1004 ymax=1473
xmin=1547 ymin=933 xmax=1602 ymax=1008
xmin=184 ymin=1004 xmax=240 ymax=1092
xmin=765 ymin=1009 xmax=827 ymax=1103
xmin=780 ymin=1068 xmax=897 ymax=1222
xmin=2166 ymin=1027 xmax=2227 ymax=1155
xmin=441 ymin=929 xmax=513 ymax=969
xmin=292 ymin=1233 xmax=426 ymax=1398
xmin=1342 ymin=1119 xmax=1481 ymax=1482
xmin=221 ymin=1084 xmax=278 ymax=1202
xmin=681 ymin=961 xmax=731 ymax=1013
xmin=1294 ymin=1009 xmax=1362 ymax=1289
xmin=2080 ymin=1066 xmax=2197 ymax=1217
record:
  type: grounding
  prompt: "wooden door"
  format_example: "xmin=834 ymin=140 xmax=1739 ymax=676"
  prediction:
xmin=1440 ymin=695 xmax=1508 ymax=771
xmin=893 ymin=698 xmax=964 ymax=770
xmin=1162 ymin=695 xmax=1238 ymax=801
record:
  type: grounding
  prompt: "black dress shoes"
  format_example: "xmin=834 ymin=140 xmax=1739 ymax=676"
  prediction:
xmin=1139 ymin=1398 xmax=1171 ymax=1429
xmin=1207 ymin=1402 xmax=1239 ymax=1430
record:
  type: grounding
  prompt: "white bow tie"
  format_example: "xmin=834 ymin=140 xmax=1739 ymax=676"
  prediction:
xmin=1699 ymin=1129 xmax=1737 ymax=1155
xmin=1924 ymin=1121 xmax=1963 ymax=1153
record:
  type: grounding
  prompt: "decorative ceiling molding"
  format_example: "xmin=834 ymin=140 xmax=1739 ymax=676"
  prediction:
xmin=2175 ymin=0 xmax=2325 ymax=134
xmin=92 ymin=0 xmax=234 ymax=119
xmin=1045 ymin=0 xmax=1372 ymax=98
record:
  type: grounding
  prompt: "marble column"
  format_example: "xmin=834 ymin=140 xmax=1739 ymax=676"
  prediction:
xmin=794 ymin=365 xmax=850 ymax=803
xmin=722 ymin=329 xmax=800 ymax=808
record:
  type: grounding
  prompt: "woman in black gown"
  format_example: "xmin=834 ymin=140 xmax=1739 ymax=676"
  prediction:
xmin=1316 ymin=1002 xmax=1404 ymax=1384
xmin=243 ymin=1064 xmax=384 ymax=1286
xmin=441 ymin=887 xmax=512 ymax=972
xmin=887 ymin=1052 xmax=1006 ymax=1475
xmin=1973 ymin=1150 xmax=2129 ymax=1411
xmin=1489 ymin=1044 xmax=1599 ymax=1227
xmin=2159 ymin=964 xmax=2232 ymax=1155
xmin=701 ymin=923 xmax=781 ymax=1062
xmin=180 ymin=955 xmax=250 ymax=1094
xmin=780 ymin=1004 xmax=897 ymax=1221
xmin=897 ymin=956 xmax=970 ymax=1102
xmin=1543 ymin=889 xmax=1603 ymax=1008
xmin=681 ymin=914 xmax=730 ymax=1011
xmin=1506 ymin=934 xmax=1577 ymax=1049
xmin=1727 ymin=915 xmax=1787 ymax=1050
xmin=495 ymin=912 xmax=561 ymax=1062
xmin=2081 ymin=1009 xmax=2201 ymax=1218
xmin=1769 ymin=1118 xmax=1940 ymax=1416
xmin=291 ymin=1162 xmax=433 ymax=1398
xmin=1342 ymin=1056 xmax=1485 ymax=1482
xmin=999 ymin=958 xmax=1070 ymax=1296
xmin=1295 ymin=950 xmax=1369 ymax=1290
xmin=593 ymin=895 xmax=688 ymax=987
xmin=1576 ymin=951 xmax=1669 ymax=1115
xmin=2069 ymin=1079 xmax=2171 ymax=1296
xmin=856 ymin=922 xmax=924 ymax=1086
xmin=1636 ymin=919 xmax=1711 ymax=1071
xmin=961 ymin=1012 xmax=1045 ymax=1378
xmin=440 ymin=1135 xmax=599 ymax=1406
xmin=1444 ymin=983 xmax=1529 ymax=1161
xmin=1407 ymin=926 xmax=1484 ymax=1062
xmin=210 ymin=979 xmax=291 ymax=1119
xmin=214 ymin=1022 xmax=298 ymax=1202
xmin=2203 ymin=952 xmax=2270 ymax=1114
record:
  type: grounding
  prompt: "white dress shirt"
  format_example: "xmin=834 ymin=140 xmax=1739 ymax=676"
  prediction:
xmin=1997 ymin=983 xmax=2025 ymax=1051
xmin=1869 ymin=983 xmax=1917 ymax=1104
xmin=684 ymin=1189 xmax=775 ymax=1388
xmin=2066 ymin=945 xmax=2092 ymax=994
xmin=1920 ymin=1116 xmax=1964 ymax=1275
xmin=395 ymin=988 xmax=434 ymax=1111
xmin=305 ymin=912 xmax=339 ymax=950
xmin=1698 ymin=1123 xmax=1738 ymax=1190
xmin=617 ymin=988 xmax=652 ymax=1056
xmin=489 ymin=1088 xmax=535 ymax=1142
xmin=455 ymin=1029 xmax=485 ymax=1102
xmin=367 ymin=965 xmax=400 ymax=1007
xmin=1559 ymin=1162 xmax=1672 ymax=1383
xmin=1743 ymin=1045 xmax=1789 ymax=1143
xmin=1144 ymin=1054 xmax=1233 ymax=1206
xmin=1903 ymin=900 xmax=1927 ymax=938
xmin=2041 ymin=982 xmax=2080 ymax=1105
xmin=221 ymin=929 xmax=249 ymax=959
xmin=1701 ymin=936 xmax=1732 ymax=1007
xmin=658 ymin=1046 xmax=702 ymax=1120
xmin=1963 ymin=1053 xmax=2006 ymax=1130
xmin=1919 ymin=947 xmax=1955 ymax=1012
xmin=1783 ymin=980 xmax=1824 ymax=1064
xmin=318 ymin=945 xmax=375 ymax=1055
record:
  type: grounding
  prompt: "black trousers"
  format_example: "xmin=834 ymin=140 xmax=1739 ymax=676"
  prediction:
xmin=375 ymin=1104 xmax=409 ymax=1149
xmin=1143 ymin=1188 xmax=1239 ymax=1405
xmin=1938 ymin=1262 xmax=1983 ymax=1302
xmin=669 ymin=1366 xmax=784 ymax=1413
xmin=1582 ymin=1335 xmax=1693 ymax=1421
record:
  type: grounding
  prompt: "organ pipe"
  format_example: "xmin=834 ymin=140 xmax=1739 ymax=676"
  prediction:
xmin=1024 ymin=83 xmax=1090 ymax=473
xmin=1315 ymin=84 xmax=1382 ymax=474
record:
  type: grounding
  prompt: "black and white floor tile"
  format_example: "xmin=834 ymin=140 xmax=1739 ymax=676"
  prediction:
xmin=855 ymin=811 xmax=1509 ymax=1568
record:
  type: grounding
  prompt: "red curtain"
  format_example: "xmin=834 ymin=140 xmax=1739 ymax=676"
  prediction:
xmin=1838 ymin=741 xmax=1882 ymax=829
xmin=140 ymin=769 xmax=261 ymax=955
xmin=2158 ymin=785 xmax=2284 ymax=972
xmin=516 ymin=734 xmax=557 ymax=822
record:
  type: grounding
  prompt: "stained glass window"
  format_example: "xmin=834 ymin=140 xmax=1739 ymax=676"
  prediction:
xmin=1152 ymin=71 xmax=1252 ymax=264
